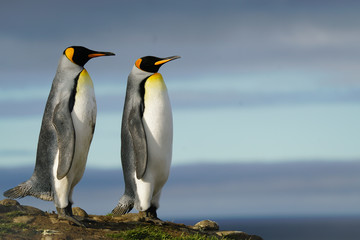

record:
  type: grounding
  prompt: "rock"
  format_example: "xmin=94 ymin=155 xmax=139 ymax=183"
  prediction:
xmin=193 ymin=220 xmax=219 ymax=231
xmin=21 ymin=205 xmax=45 ymax=215
xmin=13 ymin=216 xmax=35 ymax=224
xmin=41 ymin=229 xmax=69 ymax=240
xmin=249 ymin=235 xmax=263 ymax=240
xmin=216 ymin=231 xmax=249 ymax=240
xmin=49 ymin=216 xmax=60 ymax=224
xmin=0 ymin=202 xmax=21 ymax=213
xmin=0 ymin=199 xmax=44 ymax=215
xmin=42 ymin=229 xmax=62 ymax=235
xmin=91 ymin=216 xmax=105 ymax=222
xmin=216 ymin=231 xmax=263 ymax=240
xmin=72 ymin=207 xmax=88 ymax=218
xmin=0 ymin=199 xmax=20 ymax=206
xmin=113 ymin=213 xmax=144 ymax=222
xmin=0 ymin=205 xmax=9 ymax=213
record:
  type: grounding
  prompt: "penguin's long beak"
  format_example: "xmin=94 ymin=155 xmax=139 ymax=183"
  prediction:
xmin=88 ymin=51 xmax=115 ymax=59
xmin=155 ymin=56 xmax=181 ymax=65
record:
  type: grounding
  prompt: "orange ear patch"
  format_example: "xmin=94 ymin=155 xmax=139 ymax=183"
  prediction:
xmin=64 ymin=47 xmax=75 ymax=63
xmin=135 ymin=58 xmax=142 ymax=69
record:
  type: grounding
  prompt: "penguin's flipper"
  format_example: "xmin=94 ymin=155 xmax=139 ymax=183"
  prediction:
xmin=128 ymin=106 xmax=147 ymax=179
xmin=53 ymin=100 xmax=75 ymax=180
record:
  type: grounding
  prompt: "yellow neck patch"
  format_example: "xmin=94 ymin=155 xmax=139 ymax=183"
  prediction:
xmin=144 ymin=73 xmax=166 ymax=91
xmin=144 ymin=73 xmax=167 ymax=103
xmin=77 ymin=69 xmax=93 ymax=92
xmin=64 ymin=47 xmax=75 ymax=63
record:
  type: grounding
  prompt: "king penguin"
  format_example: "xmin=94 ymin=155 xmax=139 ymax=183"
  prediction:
xmin=112 ymin=55 xmax=180 ymax=219
xmin=3 ymin=46 xmax=115 ymax=226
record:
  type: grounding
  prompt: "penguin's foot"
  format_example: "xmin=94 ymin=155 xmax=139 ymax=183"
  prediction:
xmin=139 ymin=206 xmax=163 ymax=225
xmin=56 ymin=207 xmax=86 ymax=228
xmin=140 ymin=205 xmax=158 ymax=219
xmin=65 ymin=202 xmax=73 ymax=215
xmin=60 ymin=214 xmax=86 ymax=227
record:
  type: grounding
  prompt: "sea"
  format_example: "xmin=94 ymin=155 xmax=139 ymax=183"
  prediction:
xmin=176 ymin=216 xmax=360 ymax=240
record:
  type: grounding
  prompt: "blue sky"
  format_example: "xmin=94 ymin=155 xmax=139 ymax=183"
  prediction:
xmin=1 ymin=0 xmax=359 ymax=168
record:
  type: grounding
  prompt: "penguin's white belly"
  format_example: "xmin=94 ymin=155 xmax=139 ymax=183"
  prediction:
xmin=134 ymin=73 xmax=173 ymax=210
xmin=142 ymin=91 xmax=173 ymax=185
xmin=53 ymin=69 xmax=96 ymax=192
xmin=69 ymin=69 xmax=96 ymax=186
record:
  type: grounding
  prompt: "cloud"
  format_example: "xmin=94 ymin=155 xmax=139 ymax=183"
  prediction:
xmin=2 ymin=0 xmax=360 ymax=95
xmin=2 ymin=0 xmax=360 ymax=76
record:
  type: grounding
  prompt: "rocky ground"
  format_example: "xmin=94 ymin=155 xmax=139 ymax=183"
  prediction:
xmin=0 ymin=199 xmax=263 ymax=240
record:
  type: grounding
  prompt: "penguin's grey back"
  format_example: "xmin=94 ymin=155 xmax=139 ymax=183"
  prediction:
xmin=4 ymin=56 xmax=83 ymax=201
xmin=112 ymin=66 xmax=152 ymax=214
xmin=121 ymin=65 xmax=152 ymax=182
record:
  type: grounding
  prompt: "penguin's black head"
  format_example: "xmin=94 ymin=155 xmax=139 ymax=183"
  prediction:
xmin=64 ymin=46 xmax=115 ymax=67
xmin=135 ymin=55 xmax=181 ymax=73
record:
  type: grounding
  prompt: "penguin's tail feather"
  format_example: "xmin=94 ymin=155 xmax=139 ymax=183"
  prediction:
xmin=3 ymin=180 xmax=53 ymax=201
xmin=4 ymin=182 xmax=31 ymax=199
xmin=112 ymin=195 xmax=134 ymax=216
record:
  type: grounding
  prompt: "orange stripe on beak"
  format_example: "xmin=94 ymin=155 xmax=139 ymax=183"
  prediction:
xmin=155 ymin=59 xmax=172 ymax=65
xmin=88 ymin=53 xmax=107 ymax=58
xmin=155 ymin=56 xmax=181 ymax=65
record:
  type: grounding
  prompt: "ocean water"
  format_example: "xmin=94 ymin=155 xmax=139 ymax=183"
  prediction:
xmin=177 ymin=216 xmax=360 ymax=240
